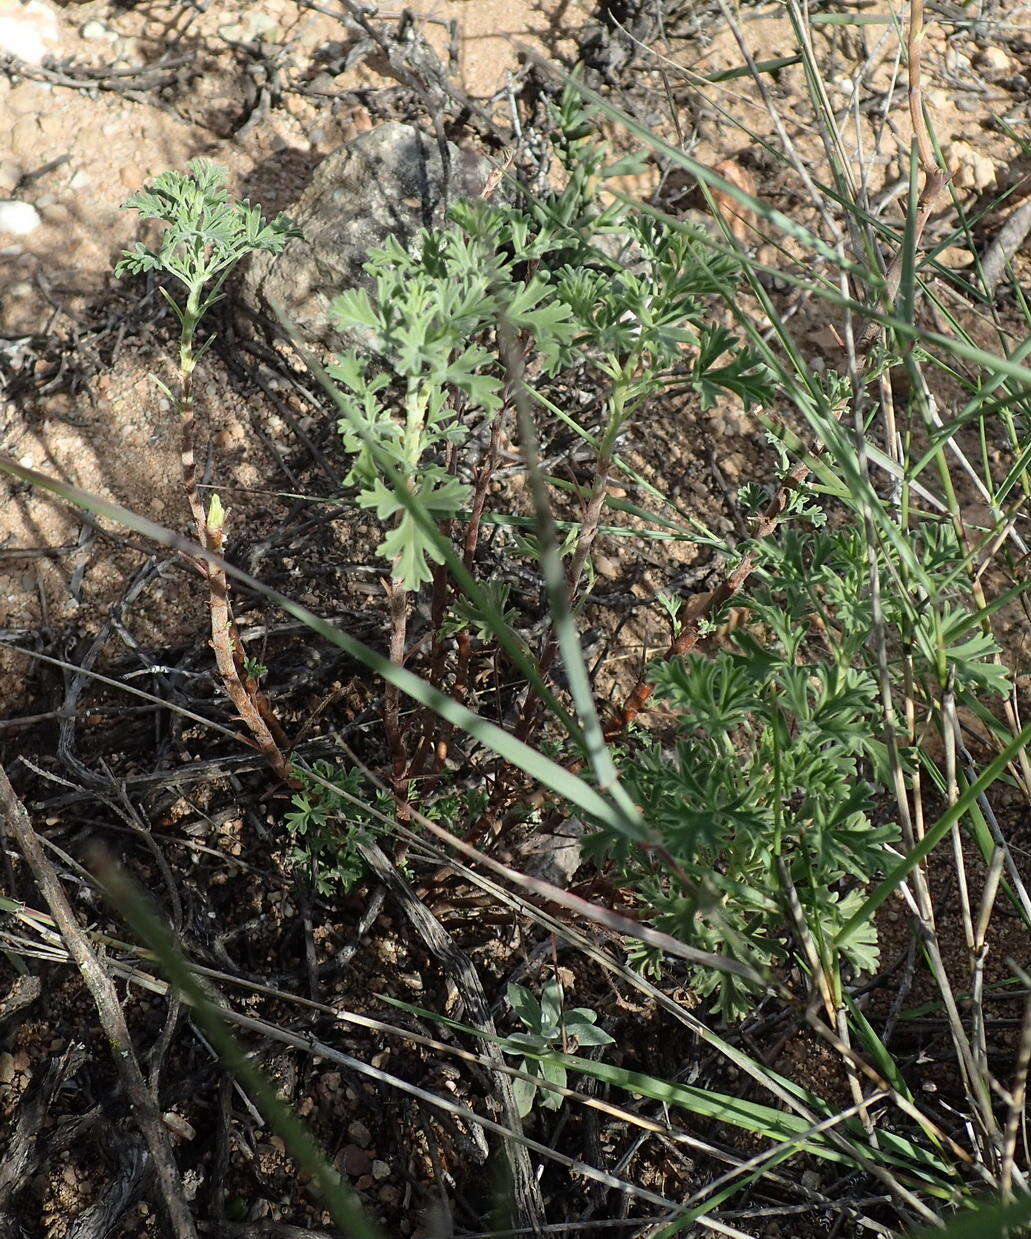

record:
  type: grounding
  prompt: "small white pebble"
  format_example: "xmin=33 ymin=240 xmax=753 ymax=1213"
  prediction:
xmin=372 ymin=1160 xmax=390 ymax=1181
xmin=0 ymin=200 xmax=41 ymax=237
xmin=80 ymin=19 xmax=115 ymax=41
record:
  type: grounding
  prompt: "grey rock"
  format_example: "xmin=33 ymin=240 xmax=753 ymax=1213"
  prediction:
xmin=241 ymin=122 xmax=492 ymax=353
xmin=518 ymin=818 xmax=587 ymax=888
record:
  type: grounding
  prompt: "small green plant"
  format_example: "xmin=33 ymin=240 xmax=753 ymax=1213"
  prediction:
xmin=116 ymin=160 xmax=299 ymax=338
xmin=594 ymin=519 xmax=1011 ymax=1020
xmin=283 ymin=761 xmax=379 ymax=895
xmin=326 ymin=83 xmax=772 ymax=779
xmin=116 ymin=162 xmax=300 ymax=782
xmin=502 ymin=979 xmax=613 ymax=1117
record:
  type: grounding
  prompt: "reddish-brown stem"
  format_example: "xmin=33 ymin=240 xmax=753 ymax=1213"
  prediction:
xmin=178 ymin=367 xmax=208 ymax=543
xmin=178 ymin=349 xmax=293 ymax=784
xmin=566 ymin=450 xmax=613 ymax=596
xmin=414 ymin=417 xmax=505 ymax=781
xmin=613 ymin=455 xmax=813 ymax=736
xmin=463 ymin=413 xmax=505 ymax=571
xmin=205 ymin=516 xmax=294 ymax=784
xmin=383 ymin=572 xmax=409 ymax=795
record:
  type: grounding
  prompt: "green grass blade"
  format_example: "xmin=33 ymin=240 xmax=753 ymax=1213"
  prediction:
xmin=95 ymin=859 xmax=383 ymax=1239
xmin=0 ymin=455 xmax=646 ymax=842
xmin=835 ymin=720 xmax=1031 ymax=944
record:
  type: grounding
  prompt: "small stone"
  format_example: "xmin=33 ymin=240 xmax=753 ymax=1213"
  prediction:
xmin=9 ymin=117 xmax=40 ymax=161
xmin=518 ymin=818 xmax=586 ymax=887
xmin=6 ymin=84 xmax=47 ymax=116
xmin=721 ymin=452 xmax=746 ymax=481
xmin=801 ymin=1169 xmax=821 ymax=1190
xmin=371 ymin=1159 xmax=390 ymax=1181
xmin=347 ymin=1120 xmax=372 ymax=1148
xmin=0 ymin=1052 xmax=15 ymax=1085
xmin=120 ymin=164 xmax=145 ymax=192
xmin=80 ymin=19 xmax=115 ymax=41
xmin=936 ymin=245 xmax=974 ymax=268
xmin=594 ymin=553 xmax=619 ymax=579
xmin=944 ymin=140 xmax=997 ymax=193
xmin=338 ymin=1144 xmax=371 ymax=1177
xmin=38 ymin=200 xmax=70 ymax=226
xmin=0 ymin=159 xmax=22 ymax=196
xmin=975 ymin=46 xmax=1012 ymax=75
xmin=0 ymin=201 xmax=41 ymax=236
xmin=162 ymin=1111 xmax=196 ymax=1142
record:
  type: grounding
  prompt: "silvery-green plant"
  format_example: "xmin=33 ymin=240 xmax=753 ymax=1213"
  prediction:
xmin=323 ymin=85 xmax=772 ymax=779
xmin=600 ymin=519 xmax=1012 ymax=1020
xmin=116 ymin=161 xmax=301 ymax=782
xmin=503 ymin=980 xmax=614 ymax=1117
xmin=116 ymin=160 xmax=299 ymax=402
xmin=327 ymin=85 xmax=771 ymax=596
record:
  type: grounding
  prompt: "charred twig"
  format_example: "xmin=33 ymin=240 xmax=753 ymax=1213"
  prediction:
xmin=0 ymin=52 xmax=191 ymax=114
xmin=0 ymin=1044 xmax=86 ymax=1219
xmin=65 ymin=1135 xmax=149 ymax=1239
xmin=57 ymin=560 xmax=162 ymax=788
xmin=0 ymin=762 xmax=199 ymax=1239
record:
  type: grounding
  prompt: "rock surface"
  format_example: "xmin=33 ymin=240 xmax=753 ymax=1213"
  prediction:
xmin=517 ymin=818 xmax=587 ymax=888
xmin=0 ymin=0 xmax=62 ymax=64
xmin=241 ymin=121 xmax=492 ymax=353
xmin=0 ymin=200 xmax=41 ymax=236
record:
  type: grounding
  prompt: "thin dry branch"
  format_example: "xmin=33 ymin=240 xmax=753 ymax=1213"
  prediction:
xmin=0 ymin=763 xmax=199 ymax=1239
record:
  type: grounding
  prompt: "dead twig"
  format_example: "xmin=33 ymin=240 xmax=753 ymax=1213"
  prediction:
xmin=0 ymin=1044 xmax=86 ymax=1220
xmin=981 ymin=194 xmax=1031 ymax=296
xmin=0 ymin=762 xmax=199 ymax=1239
